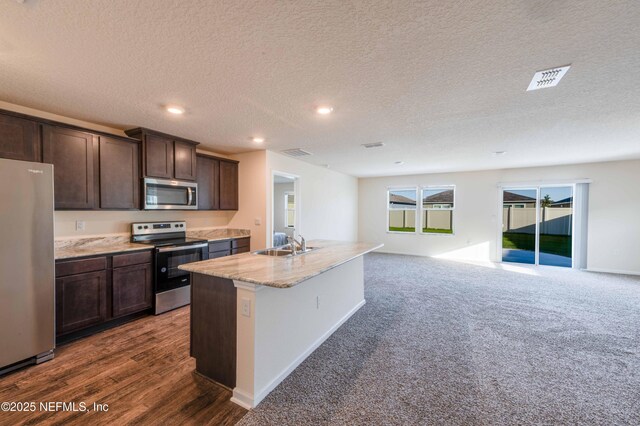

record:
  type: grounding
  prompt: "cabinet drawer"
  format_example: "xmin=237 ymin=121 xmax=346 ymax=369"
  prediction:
xmin=112 ymin=251 xmax=153 ymax=268
xmin=231 ymin=246 xmax=250 ymax=255
xmin=231 ymin=237 xmax=250 ymax=249
xmin=56 ymin=257 xmax=107 ymax=277
xmin=209 ymin=249 xmax=231 ymax=259
xmin=209 ymin=240 xmax=231 ymax=253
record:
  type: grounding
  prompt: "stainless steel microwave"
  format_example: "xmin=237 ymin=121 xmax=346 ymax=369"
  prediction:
xmin=143 ymin=178 xmax=198 ymax=210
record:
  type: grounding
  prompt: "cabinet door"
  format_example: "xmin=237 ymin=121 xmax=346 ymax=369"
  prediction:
xmin=56 ymin=270 xmax=108 ymax=335
xmin=112 ymin=263 xmax=152 ymax=318
xmin=196 ymin=155 xmax=220 ymax=210
xmin=144 ymin=134 xmax=174 ymax=179
xmin=0 ymin=113 xmax=40 ymax=162
xmin=174 ymin=140 xmax=197 ymax=181
xmin=42 ymin=125 xmax=98 ymax=209
xmin=99 ymin=136 xmax=140 ymax=209
xmin=219 ymin=160 xmax=238 ymax=210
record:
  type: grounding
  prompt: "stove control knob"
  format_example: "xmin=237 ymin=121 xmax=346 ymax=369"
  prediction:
xmin=144 ymin=226 xmax=148 ymax=229
xmin=175 ymin=224 xmax=179 ymax=227
xmin=137 ymin=226 xmax=142 ymax=230
xmin=161 ymin=267 xmax=167 ymax=273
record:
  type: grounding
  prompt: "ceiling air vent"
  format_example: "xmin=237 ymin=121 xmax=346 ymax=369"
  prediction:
xmin=361 ymin=142 xmax=385 ymax=149
xmin=281 ymin=148 xmax=312 ymax=157
xmin=527 ymin=65 xmax=571 ymax=91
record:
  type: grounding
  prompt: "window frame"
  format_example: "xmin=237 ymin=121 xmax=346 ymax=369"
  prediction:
xmin=284 ymin=191 xmax=295 ymax=228
xmin=386 ymin=187 xmax=418 ymax=234
xmin=420 ymin=185 xmax=456 ymax=236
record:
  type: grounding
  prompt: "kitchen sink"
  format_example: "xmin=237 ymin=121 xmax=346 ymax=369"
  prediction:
xmin=254 ymin=246 xmax=317 ymax=257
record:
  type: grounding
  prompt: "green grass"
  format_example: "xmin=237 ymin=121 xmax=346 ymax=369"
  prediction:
xmin=389 ymin=227 xmax=416 ymax=232
xmin=422 ymin=228 xmax=453 ymax=234
xmin=502 ymin=232 xmax=572 ymax=258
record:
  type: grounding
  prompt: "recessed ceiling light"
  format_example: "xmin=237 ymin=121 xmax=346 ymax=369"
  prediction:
xmin=252 ymin=137 xmax=265 ymax=143
xmin=166 ymin=105 xmax=185 ymax=115
xmin=493 ymin=151 xmax=507 ymax=156
xmin=316 ymin=106 xmax=333 ymax=115
xmin=394 ymin=161 xmax=404 ymax=165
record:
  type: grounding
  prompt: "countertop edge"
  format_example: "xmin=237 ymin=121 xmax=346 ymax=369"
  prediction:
xmin=55 ymin=245 xmax=152 ymax=260
xmin=180 ymin=243 xmax=383 ymax=288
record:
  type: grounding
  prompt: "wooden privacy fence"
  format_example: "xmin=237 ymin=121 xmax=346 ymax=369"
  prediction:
xmin=503 ymin=207 xmax=572 ymax=235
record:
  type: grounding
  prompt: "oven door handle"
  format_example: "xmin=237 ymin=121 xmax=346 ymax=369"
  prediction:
xmin=187 ymin=187 xmax=193 ymax=206
xmin=157 ymin=243 xmax=208 ymax=253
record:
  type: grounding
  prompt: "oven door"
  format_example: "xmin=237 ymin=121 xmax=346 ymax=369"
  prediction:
xmin=155 ymin=244 xmax=208 ymax=293
xmin=144 ymin=178 xmax=198 ymax=210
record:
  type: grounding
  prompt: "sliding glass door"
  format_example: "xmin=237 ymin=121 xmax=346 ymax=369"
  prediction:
xmin=501 ymin=186 xmax=573 ymax=268
xmin=502 ymin=188 xmax=538 ymax=265
xmin=538 ymin=186 xmax=573 ymax=267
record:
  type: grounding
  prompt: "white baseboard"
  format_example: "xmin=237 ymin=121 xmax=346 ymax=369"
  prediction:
xmin=230 ymin=388 xmax=254 ymax=410
xmin=240 ymin=299 xmax=366 ymax=409
xmin=585 ymin=267 xmax=640 ymax=276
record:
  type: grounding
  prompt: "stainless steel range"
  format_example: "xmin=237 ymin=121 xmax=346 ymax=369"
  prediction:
xmin=131 ymin=221 xmax=208 ymax=314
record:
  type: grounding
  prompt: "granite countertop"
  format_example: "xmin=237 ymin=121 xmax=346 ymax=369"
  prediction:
xmin=55 ymin=235 xmax=150 ymax=260
xmin=186 ymin=228 xmax=250 ymax=242
xmin=178 ymin=240 xmax=383 ymax=288
xmin=54 ymin=228 xmax=251 ymax=260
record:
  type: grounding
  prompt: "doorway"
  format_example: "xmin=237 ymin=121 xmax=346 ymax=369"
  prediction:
xmin=501 ymin=185 xmax=575 ymax=268
xmin=272 ymin=172 xmax=299 ymax=247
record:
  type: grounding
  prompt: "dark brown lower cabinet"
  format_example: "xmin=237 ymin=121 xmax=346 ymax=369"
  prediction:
xmin=55 ymin=251 xmax=153 ymax=339
xmin=208 ymin=237 xmax=250 ymax=258
xmin=112 ymin=263 xmax=152 ymax=318
xmin=56 ymin=270 xmax=108 ymax=335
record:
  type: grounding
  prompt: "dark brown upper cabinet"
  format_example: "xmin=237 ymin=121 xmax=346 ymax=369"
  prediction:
xmin=0 ymin=112 xmax=41 ymax=162
xmin=43 ymin=125 xmax=98 ymax=210
xmin=174 ymin=140 xmax=197 ymax=181
xmin=144 ymin=133 xmax=174 ymax=179
xmin=196 ymin=154 xmax=220 ymax=210
xmin=99 ymin=136 xmax=140 ymax=209
xmin=125 ymin=128 xmax=198 ymax=181
xmin=219 ymin=160 xmax=239 ymax=210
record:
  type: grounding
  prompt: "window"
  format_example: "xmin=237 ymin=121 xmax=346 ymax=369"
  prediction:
xmin=284 ymin=191 xmax=295 ymax=228
xmin=387 ymin=188 xmax=417 ymax=232
xmin=421 ymin=186 xmax=454 ymax=234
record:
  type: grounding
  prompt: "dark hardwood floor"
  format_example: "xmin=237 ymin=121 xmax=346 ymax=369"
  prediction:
xmin=0 ymin=307 xmax=247 ymax=425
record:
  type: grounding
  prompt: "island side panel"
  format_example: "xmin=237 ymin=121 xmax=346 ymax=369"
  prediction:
xmin=235 ymin=255 xmax=365 ymax=407
xmin=191 ymin=274 xmax=237 ymax=388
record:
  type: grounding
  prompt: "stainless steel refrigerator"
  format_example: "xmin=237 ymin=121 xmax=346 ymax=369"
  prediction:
xmin=0 ymin=158 xmax=55 ymax=374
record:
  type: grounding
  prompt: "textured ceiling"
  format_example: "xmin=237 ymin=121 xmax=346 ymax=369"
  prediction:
xmin=1 ymin=0 xmax=639 ymax=177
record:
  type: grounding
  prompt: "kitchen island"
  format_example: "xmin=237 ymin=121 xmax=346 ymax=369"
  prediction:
xmin=179 ymin=240 xmax=382 ymax=409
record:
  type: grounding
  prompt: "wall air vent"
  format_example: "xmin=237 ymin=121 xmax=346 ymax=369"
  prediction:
xmin=527 ymin=65 xmax=571 ymax=91
xmin=281 ymin=148 xmax=312 ymax=157
xmin=361 ymin=142 xmax=385 ymax=149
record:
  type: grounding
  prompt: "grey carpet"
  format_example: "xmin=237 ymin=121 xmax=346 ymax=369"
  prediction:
xmin=238 ymin=253 xmax=640 ymax=425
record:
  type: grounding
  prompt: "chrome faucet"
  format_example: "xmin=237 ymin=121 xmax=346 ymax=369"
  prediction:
xmin=287 ymin=235 xmax=306 ymax=255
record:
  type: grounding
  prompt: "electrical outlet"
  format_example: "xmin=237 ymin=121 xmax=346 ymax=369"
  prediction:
xmin=241 ymin=298 xmax=251 ymax=317
xmin=76 ymin=221 xmax=85 ymax=231
xmin=254 ymin=217 xmax=262 ymax=226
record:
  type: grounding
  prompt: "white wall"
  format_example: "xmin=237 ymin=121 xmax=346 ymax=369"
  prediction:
xmin=228 ymin=151 xmax=268 ymax=251
xmin=266 ymin=151 xmax=359 ymax=245
xmin=273 ymin=181 xmax=294 ymax=234
xmin=358 ymin=159 xmax=640 ymax=275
